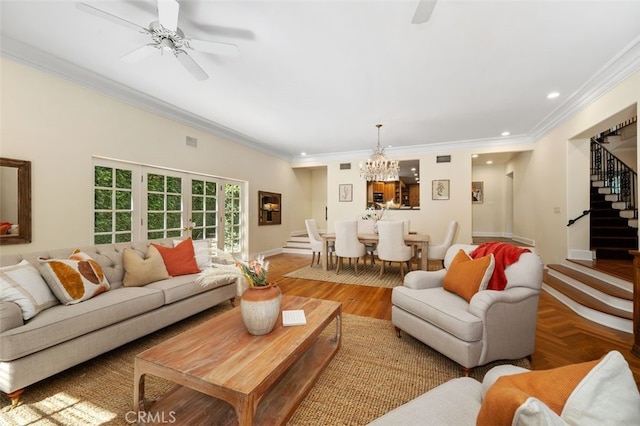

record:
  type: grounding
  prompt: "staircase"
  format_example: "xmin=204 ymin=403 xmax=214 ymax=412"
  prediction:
xmin=589 ymin=141 xmax=638 ymax=260
xmin=543 ymin=260 xmax=633 ymax=333
xmin=282 ymin=231 xmax=312 ymax=255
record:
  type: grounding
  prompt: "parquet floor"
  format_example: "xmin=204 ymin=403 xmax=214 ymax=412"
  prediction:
xmin=270 ymin=253 xmax=640 ymax=386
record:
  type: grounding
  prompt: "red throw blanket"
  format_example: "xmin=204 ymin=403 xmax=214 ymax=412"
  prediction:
xmin=470 ymin=242 xmax=530 ymax=291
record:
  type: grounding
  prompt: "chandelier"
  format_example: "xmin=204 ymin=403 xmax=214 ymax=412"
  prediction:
xmin=359 ymin=124 xmax=399 ymax=181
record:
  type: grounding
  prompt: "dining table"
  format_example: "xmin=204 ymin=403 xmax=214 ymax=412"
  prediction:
xmin=321 ymin=232 xmax=430 ymax=271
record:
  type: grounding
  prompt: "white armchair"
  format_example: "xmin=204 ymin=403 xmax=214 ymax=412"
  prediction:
xmin=392 ymin=243 xmax=543 ymax=375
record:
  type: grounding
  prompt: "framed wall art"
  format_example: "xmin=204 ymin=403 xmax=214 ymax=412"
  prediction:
xmin=472 ymin=181 xmax=484 ymax=204
xmin=339 ymin=184 xmax=353 ymax=202
xmin=432 ymin=180 xmax=449 ymax=200
xmin=258 ymin=191 xmax=281 ymax=225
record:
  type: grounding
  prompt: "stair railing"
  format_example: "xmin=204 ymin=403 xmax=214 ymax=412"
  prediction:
xmin=591 ymin=141 xmax=637 ymax=215
xmin=567 ymin=209 xmax=591 ymax=226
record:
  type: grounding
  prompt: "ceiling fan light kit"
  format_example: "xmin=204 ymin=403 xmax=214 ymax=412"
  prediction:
xmin=77 ymin=0 xmax=239 ymax=81
xmin=359 ymin=124 xmax=400 ymax=182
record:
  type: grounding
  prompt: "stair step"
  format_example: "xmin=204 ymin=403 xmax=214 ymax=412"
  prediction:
xmin=590 ymin=225 xmax=638 ymax=237
xmin=545 ymin=264 xmax=632 ymax=300
xmin=282 ymin=247 xmax=312 ymax=255
xmin=595 ymin=247 xmax=634 ymax=261
xmin=543 ymin=269 xmax=633 ymax=320
xmin=619 ymin=210 xmax=637 ymax=219
xmin=629 ymin=219 xmax=638 ymax=228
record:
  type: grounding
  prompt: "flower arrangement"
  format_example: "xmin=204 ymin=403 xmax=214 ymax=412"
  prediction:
xmin=361 ymin=206 xmax=388 ymax=221
xmin=236 ymin=255 xmax=270 ymax=287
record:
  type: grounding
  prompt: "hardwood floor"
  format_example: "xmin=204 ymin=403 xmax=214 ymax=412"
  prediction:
xmin=269 ymin=253 xmax=640 ymax=386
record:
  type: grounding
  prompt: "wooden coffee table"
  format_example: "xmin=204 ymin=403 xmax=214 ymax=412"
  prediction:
xmin=133 ymin=295 xmax=342 ymax=425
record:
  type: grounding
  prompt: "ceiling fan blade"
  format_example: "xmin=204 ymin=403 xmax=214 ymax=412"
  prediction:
xmin=157 ymin=0 xmax=179 ymax=32
xmin=121 ymin=44 xmax=157 ymax=63
xmin=189 ymin=39 xmax=240 ymax=57
xmin=76 ymin=2 xmax=147 ymax=32
xmin=411 ymin=0 xmax=438 ymax=24
xmin=175 ymin=51 xmax=209 ymax=81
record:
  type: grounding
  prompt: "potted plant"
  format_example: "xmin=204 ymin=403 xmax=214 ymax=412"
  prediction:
xmin=237 ymin=255 xmax=282 ymax=335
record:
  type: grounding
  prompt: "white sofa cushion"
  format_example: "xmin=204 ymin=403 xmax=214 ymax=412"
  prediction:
xmin=561 ymin=350 xmax=640 ymax=425
xmin=367 ymin=377 xmax=482 ymax=425
xmin=0 ymin=260 xmax=58 ymax=320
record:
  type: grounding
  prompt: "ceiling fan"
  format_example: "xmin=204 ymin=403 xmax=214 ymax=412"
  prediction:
xmin=411 ymin=0 xmax=438 ymax=24
xmin=76 ymin=0 xmax=239 ymax=81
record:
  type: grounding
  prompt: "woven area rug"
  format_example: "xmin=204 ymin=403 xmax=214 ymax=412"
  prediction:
xmin=284 ymin=263 xmax=408 ymax=288
xmin=1 ymin=306 xmax=530 ymax=425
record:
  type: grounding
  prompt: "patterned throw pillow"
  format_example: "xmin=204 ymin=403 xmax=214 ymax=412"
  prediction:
xmin=38 ymin=249 xmax=110 ymax=305
xmin=0 ymin=259 xmax=59 ymax=320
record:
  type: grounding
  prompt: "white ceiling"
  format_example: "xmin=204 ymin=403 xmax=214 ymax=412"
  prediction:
xmin=2 ymin=0 xmax=640 ymax=163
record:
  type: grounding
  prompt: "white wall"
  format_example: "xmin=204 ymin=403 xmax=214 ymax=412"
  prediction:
xmin=471 ymin=164 xmax=506 ymax=238
xmin=0 ymin=58 xmax=311 ymax=256
xmin=2 ymin=56 xmax=638 ymax=265
xmin=537 ymin=70 xmax=640 ymax=264
xmin=325 ymin=151 xmax=476 ymax=246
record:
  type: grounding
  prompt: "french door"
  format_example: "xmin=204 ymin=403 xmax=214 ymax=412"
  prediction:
xmin=93 ymin=159 xmax=245 ymax=255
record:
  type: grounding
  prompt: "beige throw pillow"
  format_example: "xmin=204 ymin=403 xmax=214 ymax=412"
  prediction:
xmin=123 ymin=245 xmax=170 ymax=287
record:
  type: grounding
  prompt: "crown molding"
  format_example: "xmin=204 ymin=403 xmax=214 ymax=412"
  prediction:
xmin=291 ymin=135 xmax=534 ymax=167
xmin=3 ymin=34 xmax=638 ymax=167
xmin=0 ymin=36 xmax=292 ymax=161
xmin=529 ymin=35 xmax=640 ymax=140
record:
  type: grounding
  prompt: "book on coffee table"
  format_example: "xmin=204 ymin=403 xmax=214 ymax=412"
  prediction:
xmin=282 ymin=309 xmax=307 ymax=326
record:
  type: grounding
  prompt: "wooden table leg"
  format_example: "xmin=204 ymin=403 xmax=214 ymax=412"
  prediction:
xmin=321 ymin=238 xmax=328 ymax=271
xmin=420 ymin=241 xmax=428 ymax=270
xmin=133 ymin=368 xmax=146 ymax=412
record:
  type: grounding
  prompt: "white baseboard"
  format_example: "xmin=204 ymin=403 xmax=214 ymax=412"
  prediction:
xmin=512 ymin=235 xmax=535 ymax=246
xmin=568 ymin=249 xmax=594 ymax=261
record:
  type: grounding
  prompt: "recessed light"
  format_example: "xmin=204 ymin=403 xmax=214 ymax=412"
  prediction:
xmin=501 ymin=131 xmax=510 ymax=136
xmin=472 ymin=154 xmax=479 ymax=158
xmin=486 ymin=160 xmax=493 ymax=165
xmin=547 ymin=92 xmax=560 ymax=99
xmin=301 ymin=152 xmax=307 ymax=156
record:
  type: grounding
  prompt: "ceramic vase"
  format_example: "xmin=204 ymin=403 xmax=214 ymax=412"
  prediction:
xmin=240 ymin=283 xmax=282 ymax=335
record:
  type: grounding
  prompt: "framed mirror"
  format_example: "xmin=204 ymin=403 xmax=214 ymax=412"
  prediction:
xmin=366 ymin=159 xmax=420 ymax=209
xmin=258 ymin=191 xmax=281 ymax=225
xmin=0 ymin=158 xmax=32 ymax=245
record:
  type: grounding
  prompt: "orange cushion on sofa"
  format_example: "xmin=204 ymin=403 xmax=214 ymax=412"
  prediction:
xmin=476 ymin=358 xmax=599 ymax=425
xmin=442 ymin=249 xmax=494 ymax=302
xmin=152 ymin=237 xmax=200 ymax=277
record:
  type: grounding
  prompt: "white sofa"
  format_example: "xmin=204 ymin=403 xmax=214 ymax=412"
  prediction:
xmin=0 ymin=238 xmax=238 ymax=405
xmin=369 ymin=350 xmax=640 ymax=425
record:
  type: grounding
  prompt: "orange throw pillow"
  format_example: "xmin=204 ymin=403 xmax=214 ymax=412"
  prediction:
xmin=151 ymin=237 xmax=200 ymax=277
xmin=477 ymin=358 xmax=600 ymax=425
xmin=442 ymin=249 xmax=494 ymax=302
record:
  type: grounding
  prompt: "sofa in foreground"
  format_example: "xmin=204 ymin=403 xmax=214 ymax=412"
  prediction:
xmin=0 ymin=237 xmax=240 ymax=406
xmin=369 ymin=350 xmax=640 ymax=425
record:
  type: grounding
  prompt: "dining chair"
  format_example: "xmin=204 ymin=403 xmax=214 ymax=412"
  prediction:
xmin=426 ymin=220 xmax=459 ymax=270
xmin=376 ymin=220 xmax=413 ymax=279
xmin=357 ymin=219 xmax=377 ymax=265
xmin=334 ymin=220 xmax=367 ymax=275
xmin=305 ymin=219 xmax=334 ymax=268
